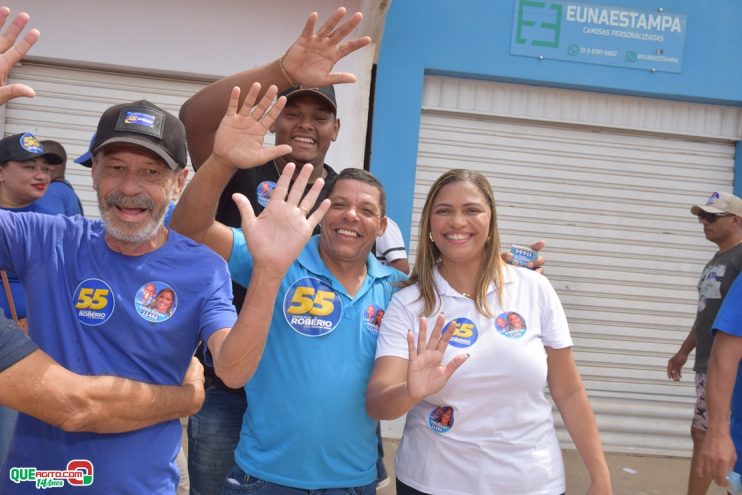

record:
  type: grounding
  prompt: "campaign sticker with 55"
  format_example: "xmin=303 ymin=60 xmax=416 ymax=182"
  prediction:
xmin=283 ymin=277 xmax=342 ymax=337
xmin=73 ymin=278 xmax=115 ymax=326
xmin=9 ymin=459 xmax=93 ymax=489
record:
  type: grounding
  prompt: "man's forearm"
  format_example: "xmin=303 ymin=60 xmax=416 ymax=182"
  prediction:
xmin=169 ymin=155 xmax=237 ymax=258
xmin=0 ymin=350 xmax=202 ymax=433
xmin=180 ymin=60 xmax=289 ymax=169
xmin=706 ymin=334 xmax=740 ymax=435
xmin=212 ymin=268 xmax=283 ymax=388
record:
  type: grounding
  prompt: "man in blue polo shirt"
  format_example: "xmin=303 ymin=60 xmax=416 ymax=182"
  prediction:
xmin=171 ymin=76 xmax=403 ymax=492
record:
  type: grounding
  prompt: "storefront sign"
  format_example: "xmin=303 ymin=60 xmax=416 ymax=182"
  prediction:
xmin=511 ymin=0 xmax=687 ymax=72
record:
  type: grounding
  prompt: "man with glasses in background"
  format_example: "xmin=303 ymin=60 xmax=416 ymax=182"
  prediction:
xmin=667 ymin=191 xmax=742 ymax=495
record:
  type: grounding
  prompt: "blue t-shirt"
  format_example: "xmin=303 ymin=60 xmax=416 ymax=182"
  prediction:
xmin=713 ymin=274 xmax=742 ymax=473
xmin=228 ymin=232 xmax=406 ymax=489
xmin=0 ymin=203 xmax=53 ymax=320
xmin=0 ymin=211 xmax=237 ymax=494
xmin=34 ymin=180 xmax=84 ymax=217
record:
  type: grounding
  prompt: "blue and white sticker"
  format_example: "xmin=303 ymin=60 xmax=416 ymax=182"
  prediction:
xmin=20 ymin=132 xmax=42 ymax=153
xmin=428 ymin=406 xmax=454 ymax=433
xmin=364 ymin=304 xmax=384 ymax=335
xmin=283 ymin=277 xmax=342 ymax=337
xmin=443 ymin=317 xmax=478 ymax=348
xmin=124 ymin=111 xmax=156 ymax=128
xmin=707 ymin=192 xmax=720 ymax=205
xmin=495 ymin=311 xmax=527 ymax=339
xmin=73 ymin=278 xmax=115 ymax=326
xmin=256 ymin=181 xmax=276 ymax=208
xmin=135 ymin=281 xmax=178 ymax=323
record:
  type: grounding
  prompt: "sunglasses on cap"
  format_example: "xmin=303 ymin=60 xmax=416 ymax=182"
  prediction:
xmin=697 ymin=211 xmax=733 ymax=223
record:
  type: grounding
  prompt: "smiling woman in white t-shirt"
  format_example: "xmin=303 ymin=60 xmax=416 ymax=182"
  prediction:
xmin=366 ymin=169 xmax=612 ymax=495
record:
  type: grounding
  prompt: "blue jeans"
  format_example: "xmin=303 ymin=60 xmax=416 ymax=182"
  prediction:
xmin=188 ymin=385 xmax=247 ymax=495
xmin=0 ymin=405 xmax=17 ymax=467
xmin=375 ymin=424 xmax=387 ymax=482
xmin=222 ymin=465 xmax=376 ymax=495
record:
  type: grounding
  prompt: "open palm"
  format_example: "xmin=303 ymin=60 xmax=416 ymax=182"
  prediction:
xmin=406 ymin=314 xmax=469 ymax=402
xmin=235 ymin=163 xmax=328 ymax=276
xmin=212 ymin=83 xmax=292 ymax=170
xmin=0 ymin=8 xmax=40 ymax=105
xmin=281 ymin=7 xmax=372 ymax=88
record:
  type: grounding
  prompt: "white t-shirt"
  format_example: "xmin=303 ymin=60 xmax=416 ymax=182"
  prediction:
xmin=375 ymin=217 xmax=407 ymax=264
xmin=376 ymin=265 xmax=573 ymax=495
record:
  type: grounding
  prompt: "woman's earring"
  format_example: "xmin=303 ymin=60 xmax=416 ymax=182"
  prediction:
xmin=429 ymin=232 xmax=434 ymax=243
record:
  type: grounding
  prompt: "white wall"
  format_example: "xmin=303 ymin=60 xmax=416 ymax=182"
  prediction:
xmin=4 ymin=0 xmax=376 ymax=170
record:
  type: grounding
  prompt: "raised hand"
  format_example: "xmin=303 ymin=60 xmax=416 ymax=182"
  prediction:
xmin=234 ymin=162 xmax=329 ymax=276
xmin=406 ymin=314 xmax=469 ymax=402
xmin=212 ymin=83 xmax=292 ymax=170
xmin=281 ymin=7 xmax=372 ymax=88
xmin=502 ymin=240 xmax=546 ymax=274
xmin=0 ymin=7 xmax=40 ymax=105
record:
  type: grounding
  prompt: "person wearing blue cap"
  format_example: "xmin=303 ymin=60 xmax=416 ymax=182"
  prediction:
xmin=74 ymin=133 xmax=95 ymax=167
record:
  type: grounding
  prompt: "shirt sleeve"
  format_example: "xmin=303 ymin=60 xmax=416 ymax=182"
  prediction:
xmin=227 ymin=227 xmax=254 ymax=289
xmin=713 ymin=274 xmax=742 ymax=337
xmin=0 ymin=313 xmax=38 ymax=372
xmin=199 ymin=260 xmax=238 ymax=344
xmin=376 ymin=218 xmax=408 ymax=264
xmin=536 ymin=273 xmax=573 ymax=349
xmin=376 ymin=291 xmax=415 ymax=360
xmin=0 ymin=210 xmax=43 ymax=275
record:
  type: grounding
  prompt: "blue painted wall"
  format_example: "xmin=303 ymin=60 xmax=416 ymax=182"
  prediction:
xmin=371 ymin=0 xmax=742 ymax=243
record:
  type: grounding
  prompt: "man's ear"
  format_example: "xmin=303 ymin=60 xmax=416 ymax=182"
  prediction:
xmin=378 ymin=215 xmax=387 ymax=237
xmin=331 ymin=117 xmax=340 ymax=142
xmin=170 ymin=168 xmax=188 ymax=201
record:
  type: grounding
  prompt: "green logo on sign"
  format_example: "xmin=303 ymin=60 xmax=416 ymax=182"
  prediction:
xmin=515 ymin=0 xmax=562 ymax=48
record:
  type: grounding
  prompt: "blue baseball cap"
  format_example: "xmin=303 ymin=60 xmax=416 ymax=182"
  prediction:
xmin=74 ymin=133 xmax=95 ymax=167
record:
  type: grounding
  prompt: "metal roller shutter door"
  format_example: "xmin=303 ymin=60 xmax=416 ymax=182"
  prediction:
xmin=409 ymin=75 xmax=742 ymax=456
xmin=5 ymin=62 xmax=210 ymax=218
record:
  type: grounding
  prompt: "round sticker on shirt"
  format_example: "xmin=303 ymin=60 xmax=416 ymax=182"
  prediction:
xmin=428 ymin=406 xmax=455 ymax=433
xmin=134 ymin=281 xmax=178 ymax=323
xmin=283 ymin=277 xmax=342 ymax=337
xmin=256 ymin=181 xmax=276 ymax=208
xmin=364 ymin=304 xmax=384 ymax=335
xmin=495 ymin=311 xmax=527 ymax=339
xmin=73 ymin=278 xmax=115 ymax=326
xmin=443 ymin=317 xmax=478 ymax=348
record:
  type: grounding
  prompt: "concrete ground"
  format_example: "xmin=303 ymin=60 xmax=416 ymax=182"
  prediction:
xmin=376 ymin=438 xmax=730 ymax=495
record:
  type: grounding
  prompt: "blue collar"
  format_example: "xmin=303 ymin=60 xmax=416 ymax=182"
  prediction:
xmin=296 ymin=236 xmax=399 ymax=296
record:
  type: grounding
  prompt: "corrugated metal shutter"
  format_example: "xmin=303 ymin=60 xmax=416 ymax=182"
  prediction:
xmin=5 ymin=62 xmax=211 ymax=218
xmin=409 ymin=75 xmax=742 ymax=456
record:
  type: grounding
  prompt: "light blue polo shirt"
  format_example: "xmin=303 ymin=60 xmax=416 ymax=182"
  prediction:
xmin=228 ymin=231 xmax=406 ymax=489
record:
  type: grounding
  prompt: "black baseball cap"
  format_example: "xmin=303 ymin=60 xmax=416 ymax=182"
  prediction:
xmin=92 ymin=100 xmax=187 ymax=170
xmin=278 ymin=85 xmax=337 ymax=113
xmin=40 ymin=140 xmax=67 ymax=165
xmin=0 ymin=133 xmax=64 ymax=165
